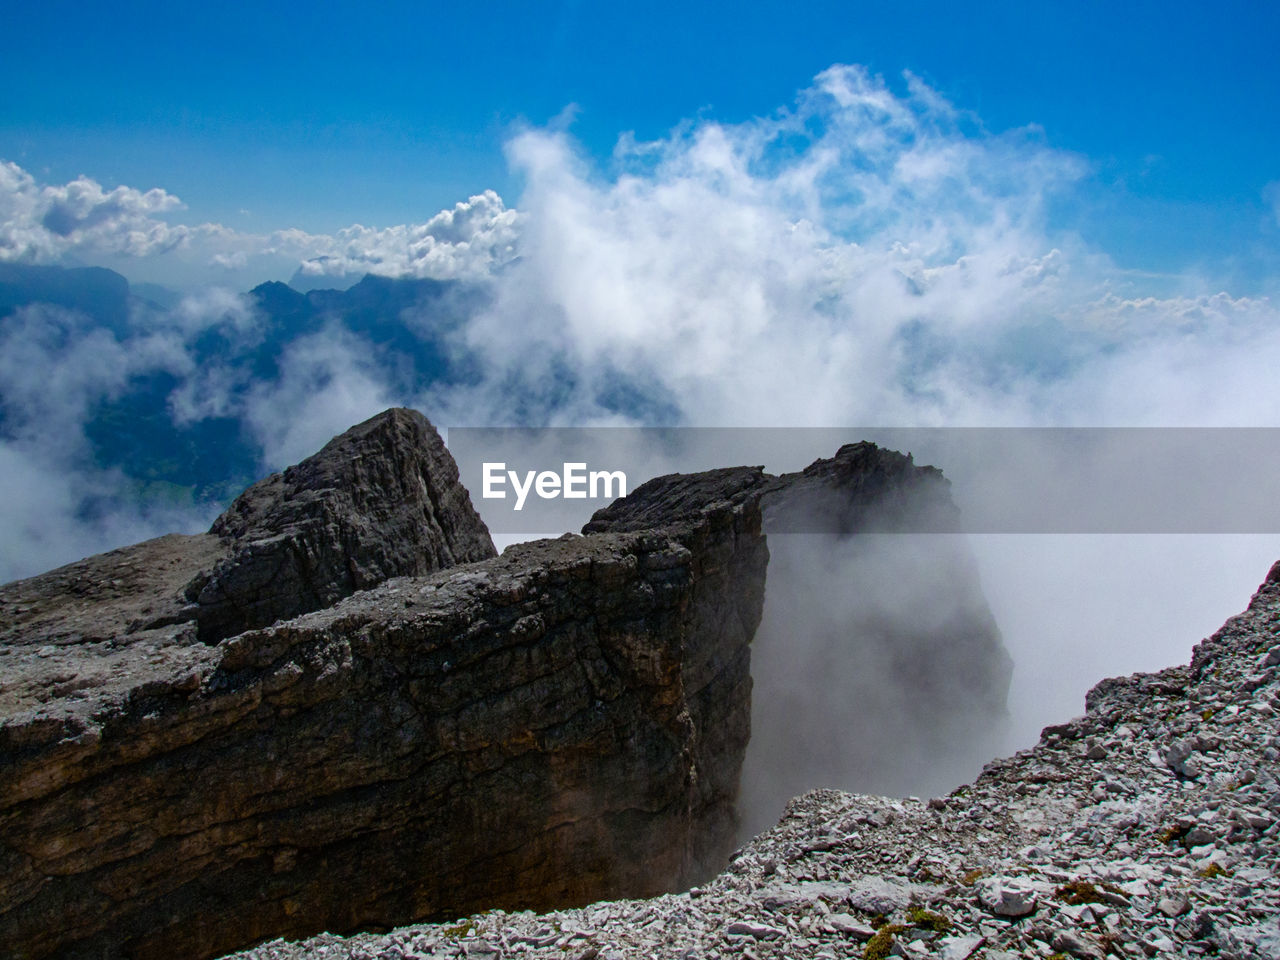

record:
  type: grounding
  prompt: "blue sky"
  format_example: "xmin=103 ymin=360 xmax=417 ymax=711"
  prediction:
xmin=2 ymin=0 xmax=1278 ymax=289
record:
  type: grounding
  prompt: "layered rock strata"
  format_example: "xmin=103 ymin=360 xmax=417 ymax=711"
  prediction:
xmin=0 ymin=424 xmax=1007 ymax=960
xmin=225 ymin=561 xmax=1280 ymax=960
xmin=594 ymin=445 xmax=1009 ymax=828
xmin=0 ymin=420 xmax=767 ymax=960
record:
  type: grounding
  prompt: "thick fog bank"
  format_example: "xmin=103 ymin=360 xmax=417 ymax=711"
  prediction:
xmin=739 ymin=533 xmax=1010 ymax=839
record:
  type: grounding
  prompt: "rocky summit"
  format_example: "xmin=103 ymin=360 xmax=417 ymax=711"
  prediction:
xmin=223 ymin=561 xmax=1280 ymax=960
xmin=0 ymin=413 xmax=1010 ymax=960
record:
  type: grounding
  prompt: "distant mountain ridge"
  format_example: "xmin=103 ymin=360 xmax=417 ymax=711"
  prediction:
xmin=0 ymin=262 xmax=489 ymax=521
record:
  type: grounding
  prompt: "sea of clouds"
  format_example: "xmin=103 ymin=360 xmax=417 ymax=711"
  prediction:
xmin=3 ymin=65 xmax=1279 ymax=774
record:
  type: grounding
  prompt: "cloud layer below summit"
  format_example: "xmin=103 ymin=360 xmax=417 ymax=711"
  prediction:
xmin=4 ymin=65 xmax=1280 ymax=764
xmin=8 ymin=66 xmax=1280 ymax=432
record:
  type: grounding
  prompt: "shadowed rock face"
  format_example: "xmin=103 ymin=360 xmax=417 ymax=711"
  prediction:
xmin=592 ymin=443 xmax=1011 ymax=832
xmin=760 ymin=441 xmax=961 ymax=534
xmin=192 ymin=406 xmax=498 ymax=642
xmin=0 ymin=422 xmax=1007 ymax=960
xmin=753 ymin=444 xmax=1009 ymax=829
xmin=0 ymin=419 xmax=768 ymax=960
xmin=0 ymin=408 xmax=495 ymax=722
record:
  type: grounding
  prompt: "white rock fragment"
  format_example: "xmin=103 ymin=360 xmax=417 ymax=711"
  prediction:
xmin=822 ymin=913 xmax=874 ymax=939
xmin=976 ymin=877 xmax=1041 ymax=917
xmin=936 ymin=934 xmax=985 ymax=959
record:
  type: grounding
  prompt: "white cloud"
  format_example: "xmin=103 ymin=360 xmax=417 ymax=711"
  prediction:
xmin=240 ymin=323 xmax=398 ymax=467
xmin=0 ymin=161 xmax=189 ymax=262
xmin=289 ymin=190 xmax=521 ymax=282
xmin=0 ymin=303 xmax=217 ymax=582
xmin=414 ymin=64 xmax=1280 ymax=432
xmin=0 ymin=166 xmax=520 ymax=287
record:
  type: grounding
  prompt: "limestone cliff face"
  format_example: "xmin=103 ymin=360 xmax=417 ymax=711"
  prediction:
xmin=592 ymin=444 xmax=1011 ymax=825
xmin=0 ymin=422 xmax=767 ymax=960
xmin=0 ymin=423 xmax=1007 ymax=960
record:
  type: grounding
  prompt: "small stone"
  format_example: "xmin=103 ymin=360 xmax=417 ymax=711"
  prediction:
xmin=1183 ymin=826 xmax=1215 ymax=846
xmin=1051 ymin=929 xmax=1105 ymax=959
xmin=936 ymin=935 xmax=985 ymax=960
xmin=1157 ymin=896 xmax=1190 ymax=918
xmin=824 ymin=914 xmax=875 ymax=940
xmin=976 ymin=877 xmax=1040 ymax=917
xmin=1086 ymin=742 xmax=1108 ymax=760
xmin=725 ymin=921 xmax=784 ymax=940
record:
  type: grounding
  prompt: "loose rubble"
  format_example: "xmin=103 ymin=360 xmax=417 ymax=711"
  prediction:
xmin=225 ymin=561 xmax=1280 ymax=960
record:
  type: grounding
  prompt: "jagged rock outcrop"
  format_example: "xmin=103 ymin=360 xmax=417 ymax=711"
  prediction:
xmin=586 ymin=442 xmax=1011 ymax=833
xmin=0 ymin=408 xmax=495 ymax=724
xmin=222 ymin=559 xmax=1280 ymax=960
xmin=0 ymin=417 xmax=768 ymax=960
xmin=759 ymin=441 xmax=961 ymax=535
xmin=192 ymin=407 xmax=497 ymax=641
xmin=0 ymin=424 xmax=1008 ymax=960
xmin=688 ymin=445 xmax=1009 ymax=831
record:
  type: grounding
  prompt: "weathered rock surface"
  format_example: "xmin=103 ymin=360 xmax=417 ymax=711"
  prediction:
xmin=589 ymin=444 xmax=1011 ymax=826
xmin=223 ymin=559 xmax=1280 ymax=960
xmin=193 ymin=406 xmax=497 ymax=642
xmin=0 ymin=407 xmax=495 ymax=720
xmin=759 ymin=441 xmax=961 ymax=535
xmin=765 ymin=445 xmax=1011 ymax=829
xmin=0 ymin=424 xmax=1007 ymax=960
xmin=0 ymin=416 xmax=769 ymax=960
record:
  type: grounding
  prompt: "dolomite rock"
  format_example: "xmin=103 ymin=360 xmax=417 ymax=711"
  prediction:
xmin=0 ymin=421 xmax=1007 ymax=960
xmin=0 ymin=419 xmax=767 ymax=960
xmin=0 ymin=408 xmax=495 ymax=723
xmin=221 ymin=558 xmax=1280 ymax=960
xmin=193 ymin=406 xmax=498 ymax=641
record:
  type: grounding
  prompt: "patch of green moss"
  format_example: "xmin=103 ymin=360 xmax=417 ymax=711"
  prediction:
xmin=905 ymin=906 xmax=952 ymax=932
xmin=1199 ymin=863 xmax=1232 ymax=879
xmin=863 ymin=923 xmax=908 ymax=960
xmin=961 ymin=868 xmax=986 ymax=886
xmin=441 ymin=920 xmax=475 ymax=939
xmin=1158 ymin=824 xmax=1190 ymax=845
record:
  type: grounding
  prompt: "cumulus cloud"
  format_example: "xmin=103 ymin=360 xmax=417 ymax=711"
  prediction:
xmin=290 ymin=190 xmax=521 ymax=283
xmin=417 ymin=64 xmax=1280 ymax=432
xmin=0 ymin=163 xmax=521 ymax=288
xmin=0 ymin=161 xmax=190 ymax=263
